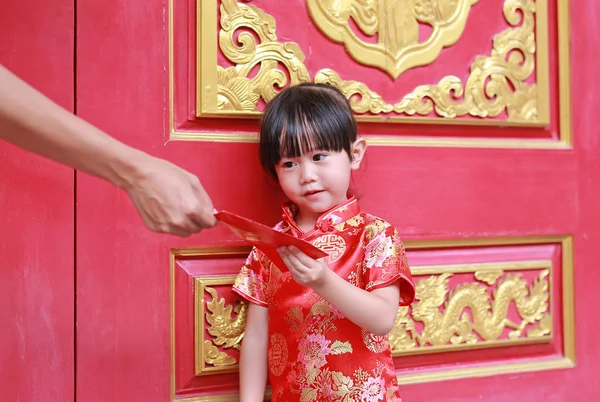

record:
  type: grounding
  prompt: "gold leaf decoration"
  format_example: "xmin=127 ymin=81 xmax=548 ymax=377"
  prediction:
xmin=217 ymin=67 xmax=259 ymax=111
xmin=388 ymin=306 xmax=418 ymax=351
xmin=527 ymin=313 xmax=552 ymax=338
xmin=202 ymin=286 xmax=248 ymax=369
xmin=216 ymin=0 xmax=539 ymax=122
xmin=330 ymin=340 xmax=353 ymax=355
xmin=203 ymin=340 xmax=237 ymax=367
xmin=475 ymin=270 xmax=504 ymax=285
xmin=205 ymin=286 xmax=247 ymax=349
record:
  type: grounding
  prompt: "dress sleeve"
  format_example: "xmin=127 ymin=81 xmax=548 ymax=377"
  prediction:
xmin=362 ymin=221 xmax=415 ymax=306
xmin=232 ymin=247 xmax=270 ymax=307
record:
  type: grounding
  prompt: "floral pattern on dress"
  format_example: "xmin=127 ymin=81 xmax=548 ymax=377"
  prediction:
xmin=232 ymin=197 xmax=414 ymax=402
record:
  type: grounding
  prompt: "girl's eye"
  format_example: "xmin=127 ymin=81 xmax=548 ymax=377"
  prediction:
xmin=313 ymin=153 xmax=327 ymax=161
xmin=281 ymin=161 xmax=295 ymax=168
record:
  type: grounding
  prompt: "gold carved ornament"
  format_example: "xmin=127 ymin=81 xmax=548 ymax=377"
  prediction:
xmin=202 ymin=287 xmax=248 ymax=367
xmin=199 ymin=269 xmax=551 ymax=371
xmin=306 ymin=0 xmax=480 ymax=79
xmin=389 ymin=269 xmax=551 ymax=351
xmin=216 ymin=0 xmax=539 ymax=122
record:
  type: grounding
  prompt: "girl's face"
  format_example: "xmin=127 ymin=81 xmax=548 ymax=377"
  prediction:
xmin=275 ymin=138 xmax=367 ymax=226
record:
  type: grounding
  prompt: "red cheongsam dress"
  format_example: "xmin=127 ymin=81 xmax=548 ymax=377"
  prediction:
xmin=233 ymin=196 xmax=415 ymax=402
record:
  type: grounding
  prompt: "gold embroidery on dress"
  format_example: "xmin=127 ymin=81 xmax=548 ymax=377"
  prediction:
xmin=313 ymin=234 xmax=347 ymax=263
xmin=362 ymin=328 xmax=389 ymax=353
xmin=268 ymin=333 xmax=289 ymax=376
xmin=285 ymin=305 xmax=305 ymax=333
xmin=334 ymin=214 xmax=365 ymax=232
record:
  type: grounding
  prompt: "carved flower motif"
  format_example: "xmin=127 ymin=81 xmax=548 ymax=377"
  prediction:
xmin=216 ymin=66 xmax=259 ymax=111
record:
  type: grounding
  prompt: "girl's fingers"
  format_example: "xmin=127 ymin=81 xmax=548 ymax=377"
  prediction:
xmin=279 ymin=247 xmax=303 ymax=272
xmin=287 ymin=246 xmax=318 ymax=267
xmin=285 ymin=249 xmax=312 ymax=271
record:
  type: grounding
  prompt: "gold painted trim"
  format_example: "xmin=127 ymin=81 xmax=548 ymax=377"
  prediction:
xmin=397 ymin=357 xmax=575 ymax=385
xmin=176 ymin=394 xmax=239 ymax=402
xmin=170 ymin=131 xmax=571 ymax=149
xmin=561 ymin=235 xmax=576 ymax=363
xmin=196 ymin=0 xmax=218 ymax=115
xmin=557 ymin=0 xmax=573 ymax=147
xmin=170 ymin=249 xmax=176 ymax=399
xmin=174 ymin=361 xmax=576 ymax=401
xmin=170 ymin=235 xmax=575 ymax=400
xmin=168 ymin=0 xmax=571 ymax=148
xmin=168 ymin=0 xmax=175 ymax=143
xmin=171 ymin=245 xmax=250 ymax=257
xmin=396 ymin=337 xmax=550 ymax=357
xmin=402 ymin=234 xmax=570 ymax=249
xmin=411 ymin=260 xmax=550 ymax=275
xmin=536 ymin=0 xmax=551 ymax=125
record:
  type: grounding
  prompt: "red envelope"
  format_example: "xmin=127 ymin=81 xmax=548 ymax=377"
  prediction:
xmin=215 ymin=210 xmax=328 ymax=271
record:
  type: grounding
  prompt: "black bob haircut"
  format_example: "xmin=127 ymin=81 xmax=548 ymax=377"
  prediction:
xmin=259 ymin=83 xmax=357 ymax=179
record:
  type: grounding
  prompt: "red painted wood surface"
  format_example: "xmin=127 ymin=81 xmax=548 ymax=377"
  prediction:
xmin=74 ymin=1 xmax=599 ymax=402
xmin=0 ymin=1 xmax=75 ymax=401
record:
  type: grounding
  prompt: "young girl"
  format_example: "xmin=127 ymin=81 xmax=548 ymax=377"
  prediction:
xmin=232 ymin=83 xmax=415 ymax=402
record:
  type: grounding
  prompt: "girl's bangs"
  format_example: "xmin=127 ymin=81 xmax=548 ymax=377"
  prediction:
xmin=278 ymin=112 xmax=342 ymax=158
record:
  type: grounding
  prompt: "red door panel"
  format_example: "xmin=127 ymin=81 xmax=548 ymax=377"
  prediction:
xmin=0 ymin=1 xmax=75 ymax=401
xmin=75 ymin=1 xmax=599 ymax=401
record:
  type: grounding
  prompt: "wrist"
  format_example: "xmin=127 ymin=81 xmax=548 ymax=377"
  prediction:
xmin=312 ymin=266 xmax=336 ymax=294
xmin=107 ymin=146 xmax=150 ymax=191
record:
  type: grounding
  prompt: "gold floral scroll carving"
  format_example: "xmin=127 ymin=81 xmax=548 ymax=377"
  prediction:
xmin=207 ymin=0 xmax=548 ymax=124
xmin=195 ymin=261 xmax=552 ymax=374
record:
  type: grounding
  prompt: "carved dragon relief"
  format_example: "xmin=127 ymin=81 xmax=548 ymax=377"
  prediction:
xmin=215 ymin=0 xmax=540 ymax=122
xmin=197 ymin=268 xmax=552 ymax=373
xmin=389 ymin=269 xmax=551 ymax=350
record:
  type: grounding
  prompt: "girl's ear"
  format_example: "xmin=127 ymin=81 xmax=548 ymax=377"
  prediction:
xmin=350 ymin=138 xmax=367 ymax=170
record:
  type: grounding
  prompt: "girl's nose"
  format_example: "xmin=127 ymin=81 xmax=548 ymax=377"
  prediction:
xmin=299 ymin=163 xmax=317 ymax=184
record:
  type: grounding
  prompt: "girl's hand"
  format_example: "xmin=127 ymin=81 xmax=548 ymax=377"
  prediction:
xmin=277 ymin=246 xmax=330 ymax=288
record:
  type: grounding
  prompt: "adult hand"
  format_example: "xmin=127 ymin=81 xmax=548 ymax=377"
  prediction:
xmin=122 ymin=155 xmax=217 ymax=237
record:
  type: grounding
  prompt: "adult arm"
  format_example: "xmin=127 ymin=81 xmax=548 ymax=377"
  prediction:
xmin=0 ymin=65 xmax=216 ymax=236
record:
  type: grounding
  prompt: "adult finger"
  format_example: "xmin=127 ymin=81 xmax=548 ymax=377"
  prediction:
xmin=190 ymin=179 xmax=217 ymax=228
xmin=160 ymin=223 xmax=192 ymax=237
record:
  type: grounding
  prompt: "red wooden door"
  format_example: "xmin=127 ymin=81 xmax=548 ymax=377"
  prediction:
xmin=0 ymin=1 xmax=75 ymax=401
xmin=75 ymin=1 xmax=599 ymax=402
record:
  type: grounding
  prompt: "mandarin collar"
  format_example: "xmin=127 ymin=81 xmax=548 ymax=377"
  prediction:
xmin=281 ymin=196 xmax=360 ymax=235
